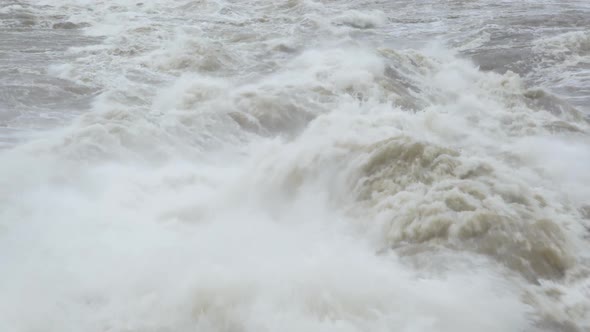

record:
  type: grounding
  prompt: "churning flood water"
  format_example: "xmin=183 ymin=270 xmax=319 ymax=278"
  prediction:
xmin=1 ymin=0 xmax=590 ymax=331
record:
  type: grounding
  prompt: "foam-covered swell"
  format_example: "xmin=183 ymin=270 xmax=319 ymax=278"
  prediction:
xmin=1 ymin=1 xmax=590 ymax=331
xmin=532 ymin=30 xmax=590 ymax=110
xmin=0 ymin=1 xmax=99 ymax=147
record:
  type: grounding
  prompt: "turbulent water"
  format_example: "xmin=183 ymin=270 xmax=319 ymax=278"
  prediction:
xmin=1 ymin=0 xmax=590 ymax=331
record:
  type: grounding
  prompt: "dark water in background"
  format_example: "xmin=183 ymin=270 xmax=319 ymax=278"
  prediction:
xmin=1 ymin=1 xmax=590 ymax=331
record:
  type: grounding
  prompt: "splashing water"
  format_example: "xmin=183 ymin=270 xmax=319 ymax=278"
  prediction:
xmin=1 ymin=1 xmax=590 ymax=331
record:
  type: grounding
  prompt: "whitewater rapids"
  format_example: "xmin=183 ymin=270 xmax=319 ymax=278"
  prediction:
xmin=1 ymin=1 xmax=590 ymax=331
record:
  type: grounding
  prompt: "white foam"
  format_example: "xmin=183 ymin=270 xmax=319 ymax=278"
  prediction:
xmin=2 ymin=0 xmax=590 ymax=330
xmin=332 ymin=10 xmax=387 ymax=29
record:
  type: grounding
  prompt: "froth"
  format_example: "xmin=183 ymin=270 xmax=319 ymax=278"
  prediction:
xmin=2 ymin=0 xmax=590 ymax=331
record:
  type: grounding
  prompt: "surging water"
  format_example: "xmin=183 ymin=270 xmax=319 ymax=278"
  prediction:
xmin=1 ymin=1 xmax=590 ymax=331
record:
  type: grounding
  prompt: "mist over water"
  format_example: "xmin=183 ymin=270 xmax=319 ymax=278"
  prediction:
xmin=1 ymin=1 xmax=590 ymax=331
